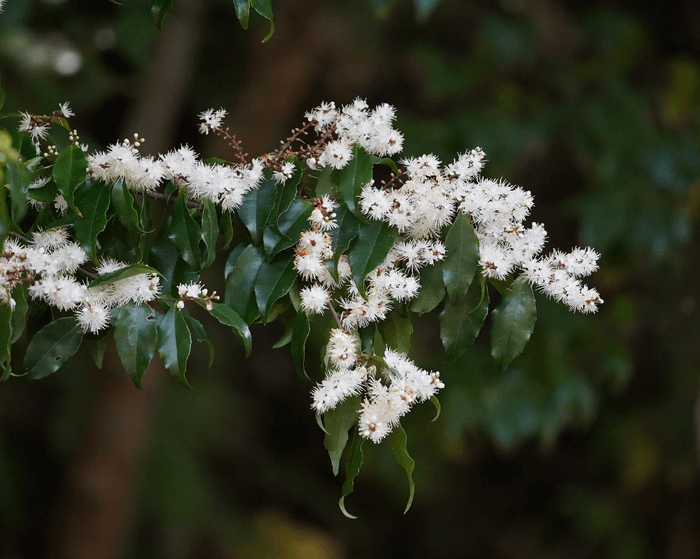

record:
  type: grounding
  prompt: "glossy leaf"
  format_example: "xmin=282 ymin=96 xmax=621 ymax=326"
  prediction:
xmin=391 ymin=423 xmax=416 ymax=514
xmin=167 ymin=192 xmax=202 ymax=270
xmin=111 ymin=178 xmax=142 ymax=231
xmin=89 ymin=264 xmax=161 ymax=287
xmin=233 ymin=0 xmax=250 ymax=28
xmin=339 ymin=431 xmax=365 ymax=519
xmin=89 ymin=334 xmax=111 ymax=370
xmin=201 ymin=199 xmax=219 ymax=269
xmin=269 ymin=157 xmax=302 ymax=234
xmin=24 ymin=317 xmax=83 ymax=380
xmin=339 ymin=145 xmax=372 ymax=221
xmin=6 ymin=162 xmax=31 ymax=224
xmin=181 ymin=307 xmax=214 ymax=367
xmin=378 ymin=311 xmax=412 ymax=353
xmin=290 ymin=311 xmax=310 ymax=381
xmin=113 ymin=303 xmax=158 ymax=388
xmin=326 ymin=204 xmax=360 ymax=281
xmin=73 ymin=181 xmax=111 ymax=262
xmin=203 ymin=302 xmax=252 ymax=357
xmin=262 ymin=199 xmax=313 ymax=259
xmin=251 ymin=0 xmax=274 ymax=41
xmin=149 ymin=236 xmax=198 ymax=296
xmin=490 ymin=275 xmax=537 ymax=370
xmin=254 ymin=255 xmax=296 ymax=322
xmin=410 ymin=260 xmax=446 ymax=315
xmin=348 ymin=220 xmax=397 ymax=298
xmin=224 ymin=243 xmax=264 ymax=324
xmin=324 ymin=395 xmax=362 ymax=476
xmin=442 ymin=212 xmax=479 ymax=303
xmin=439 ymin=276 xmax=489 ymax=359
xmin=220 ymin=211 xmax=234 ymax=250
xmin=237 ymin=171 xmax=278 ymax=246
xmin=157 ymin=306 xmax=192 ymax=386
xmin=52 ymin=145 xmax=87 ymax=216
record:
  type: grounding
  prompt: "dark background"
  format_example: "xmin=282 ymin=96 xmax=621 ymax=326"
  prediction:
xmin=1 ymin=0 xmax=700 ymax=557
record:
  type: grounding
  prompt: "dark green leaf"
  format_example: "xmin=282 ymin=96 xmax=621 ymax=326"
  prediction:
xmin=201 ymin=199 xmax=219 ymax=269
xmin=339 ymin=145 xmax=372 ymax=221
xmin=111 ymin=178 xmax=142 ymax=231
xmin=52 ymin=145 xmax=87 ymax=216
xmin=378 ymin=311 xmax=412 ymax=353
xmin=409 ymin=260 xmax=446 ymax=315
xmin=269 ymin=157 xmax=302 ymax=234
xmin=439 ymin=276 xmax=489 ymax=359
xmin=149 ymin=236 xmax=198 ymax=296
xmin=291 ymin=311 xmax=311 ymax=381
xmin=323 ymin=395 xmax=362 ymax=476
xmin=204 ymin=302 xmax=252 ymax=357
xmin=371 ymin=155 xmax=400 ymax=174
xmin=24 ymin=317 xmax=83 ymax=380
xmin=233 ymin=0 xmax=250 ymax=28
xmin=490 ymin=275 xmax=537 ymax=370
xmin=167 ymin=191 xmax=202 ymax=270
xmin=254 ymin=255 xmax=296 ymax=322
xmin=237 ymin=171 xmax=278 ymax=245
xmin=6 ymin=162 xmax=31 ymax=224
xmin=157 ymin=306 xmax=192 ymax=386
xmin=391 ymin=423 xmax=416 ymax=514
xmin=442 ymin=212 xmax=479 ymax=303
xmin=251 ymin=0 xmax=272 ymax=19
xmin=326 ymin=204 xmax=360 ymax=281
xmin=224 ymin=243 xmax=264 ymax=324
xmin=73 ymin=181 xmax=111 ymax=262
xmin=89 ymin=264 xmax=160 ymax=287
xmin=0 ymin=303 xmax=12 ymax=378
xmin=181 ymin=307 xmax=214 ymax=367
xmin=314 ymin=166 xmax=336 ymax=198
xmin=9 ymin=284 xmax=27 ymax=344
xmin=88 ymin=334 xmax=111 ymax=369
xmin=152 ymin=0 xmax=174 ymax=29
xmin=220 ymin=210 xmax=234 ymax=250
xmin=263 ymin=199 xmax=313 ymax=259
xmin=348 ymin=220 xmax=397 ymax=298
xmin=113 ymin=303 xmax=158 ymax=388
xmin=339 ymin=430 xmax=365 ymax=519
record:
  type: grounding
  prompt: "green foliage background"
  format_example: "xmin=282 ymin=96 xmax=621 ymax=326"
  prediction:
xmin=1 ymin=0 xmax=700 ymax=557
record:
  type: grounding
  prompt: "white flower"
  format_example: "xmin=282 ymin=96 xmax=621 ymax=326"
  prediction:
xmin=58 ymin=102 xmax=74 ymax=118
xmin=76 ymin=301 xmax=110 ymax=334
xmin=318 ymin=139 xmax=353 ymax=170
xmin=198 ymin=107 xmax=227 ymax=134
xmin=300 ymin=284 xmax=331 ymax=314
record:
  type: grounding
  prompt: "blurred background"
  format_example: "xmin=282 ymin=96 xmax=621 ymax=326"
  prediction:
xmin=1 ymin=0 xmax=700 ymax=557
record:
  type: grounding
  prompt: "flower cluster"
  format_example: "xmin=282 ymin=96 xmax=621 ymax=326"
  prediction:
xmin=18 ymin=102 xmax=74 ymax=150
xmin=0 ymin=229 xmax=160 ymax=334
xmin=175 ymin=281 xmax=219 ymax=311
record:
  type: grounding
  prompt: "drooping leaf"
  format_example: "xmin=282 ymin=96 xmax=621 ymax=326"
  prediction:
xmin=348 ymin=220 xmax=397 ymax=298
xmin=233 ymin=0 xmax=250 ymax=28
xmin=391 ymin=423 xmax=416 ymax=514
xmin=224 ymin=243 xmax=264 ymax=324
xmin=167 ymin=191 xmax=202 ymax=270
xmin=181 ymin=307 xmax=214 ymax=367
xmin=111 ymin=178 xmax=142 ymax=231
xmin=237 ymin=171 xmax=278 ymax=246
xmin=254 ymin=254 xmax=296 ymax=322
xmin=88 ymin=334 xmax=111 ymax=369
xmin=442 ymin=212 xmax=479 ymax=303
xmin=201 ymin=198 xmax=219 ymax=269
xmin=73 ymin=181 xmax=111 ymax=262
xmin=262 ymin=199 xmax=313 ymax=259
xmin=220 ymin=211 xmax=234 ymax=250
xmin=290 ymin=311 xmax=311 ymax=380
xmin=157 ymin=306 xmax=192 ymax=386
xmin=113 ymin=303 xmax=158 ymax=388
xmin=6 ymin=162 xmax=31 ymax=224
xmin=52 ymin=145 xmax=87 ymax=216
xmin=9 ymin=284 xmax=28 ymax=344
xmin=251 ymin=0 xmax=274 ymax=41
xmin=378 ymin=311 xmax=412 ymax=353
xmin=203 ymin=301 xmax=252 ymax=357
xmin=409 ymin=260 xmax=446 ymax=315
xmin=24 ymin=317 xmax=83 ymax=380
xmin=490 ymin=275 xmax=537 ymax=370
xmin=339 ymin=145 xmax=372 ymax=221
xmin=89 ymin=264 xmax=161 ymax=287
xmin=339 ymin=430 xmax=365 ymax=519
xmin=323 ymin=395 xmax=362 ymax=476
xmin=326 ymin=203 xmax=360 ymax=281
xmin=439 ymin=276 xmax=489 ymax=359
xmin=152 ymin=0 xmax=174 ymax=29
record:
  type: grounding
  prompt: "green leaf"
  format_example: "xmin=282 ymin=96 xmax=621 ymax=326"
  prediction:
xmin=149 ymin=235 xmax=198 ymax=296
xmin=204 ymin=302 xmax=252 ymax=357
xmin=89 ymin=264 xmax=160 ymax=287
xmin=261 ymin=19 xmax=275 ymax=43
xmin=220 ymin=211 xmax=234 ymax=250
xmin=0 ymin=303 xmax=12 ymax=378
xmin=167 ymin=191 xmax=202 ymax=270
xmin=111 ymin=178 xmax=142 ymax=231
xmin=0 ymin=178 xmax=10 ymax=248
xmin=237 ymin=171 xmax=278 ymax=246
xmin=224 ymin=243 xmax=265 ymax=323
xmin=439 ymin=276 xmax=489 ymax=359
xmin=378 ymin=311 xmax=412 ymax=353
xmin=339 ymin=145 xmax=372 ymax=221
xmin=290 ymin=311 xmax=310 ymax=381
xmin=6 ymin=162 xmax=32 ymax=224
xmin=371 ymin=155 xmax=400 ymax=174
xmin=73 ymin=181 xmax=111 ymax=262
xmin=52 ymin=145 xmax=87 ymax=216
xmin=181 ymin=307 xmax=214 ymax=367
xmin=490 ymin=275 xmax=537 ymax=370
xmin=254 ymin=255 xmax=296 ymax=322
xmin=157 ymin=306 xmax=192 ymax=386
xmin=88 ymin=334 xmax=111 ymax=369
xmin=251 ymin=0 xmax=272 ymax=19
xmin=391 ymin=424 xmax=416 ymax=514
xmin=409 ymin=260 xmax=446 ymax=315
xmin=262 ymin=199 xmax=313 ymax=259
xmin=269 ymin=157 xmax=302 ymax=234
xmin=348 ymin=220 xmax=397 ymax=298
xmin=442 ymin=212 xmax=479 ymax=303
xmin=201 ymin=198 xmax=219 ymax=269
xmin=326 ymin=204 xmax=360 ymax=281
xmin=339 ymin=430 xmax=365 ymax=519
xmin=323 ymin=395 xmax=362 ymax=476
xmin=430 ymin=395 xmax=441 ymax=422
xmin=24 ymin=317 xmax=83 ymax=380
xmin=233 ymin=0 xmax=250 ymax=28
xmin=152 ymin=0 xmax=174 ymax=29
xmin=10 ymin=284 xmax=28 ymax=344
xmin=113 ymin=303 xmax=158 ymax=388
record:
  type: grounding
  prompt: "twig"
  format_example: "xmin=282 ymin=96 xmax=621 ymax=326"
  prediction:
xmin=328 ymin=305 xmax=344 ymax=330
